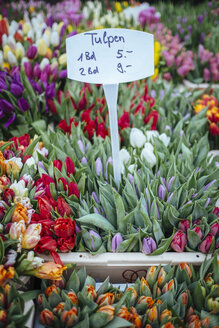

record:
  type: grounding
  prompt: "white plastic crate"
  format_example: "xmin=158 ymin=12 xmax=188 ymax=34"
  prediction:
xmin=39 ymin=252 xmax=214 ymax=283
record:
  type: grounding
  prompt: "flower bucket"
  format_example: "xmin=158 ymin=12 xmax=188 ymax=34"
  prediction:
xmin=39 ymin=252 xmax=215 ymax=283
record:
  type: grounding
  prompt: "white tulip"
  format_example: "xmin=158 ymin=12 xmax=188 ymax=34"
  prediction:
xmin=144 ymin=142 xmax=154 ymax=152
xmin=10 ymin=180 xmax=28 ymax=197
xmin=141 ymin=147 xmax=156 ymax=168
xmin=8 ymin=36 xmax=16 ymax=51
xmin=159 ymin=133 xmax=170 ymax=147
xmin=52 ymin=22 xmax=58 ymax=31
xmin=5 ymin=157 xmax=23 ymax=169
xmin=0 ymin=51 xmax=3 ymax=67
xmin=42 ymin=33 xmax=50 ymax=47
xmin=119 ymin=148 xmax=130 ymax=165
xmin=2 ymin=34 xmax=8 ymax=47
xmin=27 ymin=29 xmax=34 ymax=39
xmin=51 ymin=31 xmax=59 ymax=47
xmin=25 ymin=157 xmax=37 ymax=169
xmin=128 ymin=164 xmax=135 ymax=173
xmin=40 ymin=57 xmax=49 ymax=70
xmin=16 ymin=42 xmax=25 ymax=58
xmin=7 ymin=51 xmax=17 ymax=65
xmin=130 ymin=128 xmax=146 ymax=148
xmin=146 ymin=130 xmax=159 ymax=142
xmin=21 ymin=57 xmax=29 ymax=65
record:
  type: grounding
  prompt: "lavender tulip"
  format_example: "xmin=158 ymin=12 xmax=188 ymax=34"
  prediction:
xmin=112 ymin=233 xmax=123 ymax=252
xmin=10 ymin=82 xmax=24 ymax=96
xmin=81 ymin=157 xmax=87 ymax=164
xmin=77 ymin=140 xmax=85 ymax=153
xmin=0 ymin=78 xmax=7 ymax=90
xmin=75 ymin=224 xmax=81 ymax=233
xmin=95 ymin=157 xmax=103 ymax=176
xmin=18 ymin=98 xmax=30 ymax=112
xmin=59 ymin=70 xmax=67 ymax=79
xmin=205 ymin=198 xmax=210 ymax=208
xmin=167 ymin=192 xmax=174 ymax=203
xmin=158 ymin=185 xmax=166 ymax=200
xmin=45 ymin=83 xmax=55 ymax=99
xmin=26 ymin=45 xmax=37 ymax=60
xmin=94 ymin=207 xmax=100 ymax=214
xmin=38 ymin=161 xmax=47 ymax=173
xmin=92 ymin=192 xmax=99 ymax=203
xmin=88 ymin=230 xmax=102 ymax=251
xmin=167 ymin=176 xmax=175 ymax=191
xmin=0 ymin=99 xmax=14 ymax=113
xmin=142 ymin=237 xmax=157 ymax=254
xmin=198 ymin=15 xmax=203 ymax=24
xmin=203 ymin=179 xmax=216 ymax=191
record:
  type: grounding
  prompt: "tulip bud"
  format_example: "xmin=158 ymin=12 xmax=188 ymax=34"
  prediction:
xmin=126 ymin=287 xmax=138 ymax=305
xmin=179 ymin=263 xmax=192 ymax=278
xmin=78 ymin=94 xmax=87 ymax=111
xmin=0 ymin=175 xmax=10 ymax=192
xmin=141 ymin=145 xmax=156 ymax=168
xmin=26 ymin=45 xmax=37 ymax=59
xmin=205 ymin=274 xmax=214 ymax=287
xmin=191 ymin=226 xmax=203 ymax=239
xmin=50 ymin=277 xmax=65 ymax=289
xmin=40 ymin=309 xmax=55 ymax=326
xmin=97 ymin=293 xmax=115 ymax=307
xmin=112 ymin=233 xmax=123 ymax=252
xmin=37 ymin=39 xmax=48 ymax=56
xmin=97 ymin=305 xmax=114 ymax=321
xmin=137 ymin=296 xmax=154 ymax=308
xmin=207 ymin=297 xmax=219 ymax=313
xmin=68 ymin=182 xmax=80 ymax=198
xmin=53 ymin=159 xmax=62 ymax=171
xmin=131 ymin=312 xmax=142 ymax=327
xmin=67 ymin=291 xmax=78 ymax=305
xmin=178 ymin=291 xmax=189 ymax=305
xmin=157 ymin=267 xmax=167 ymax=287
xmin=57 ymin=197 xmax=72 ymax=217
xmin=45 ymin=285 xmax=59 ymax=297
xmin=65 ymin=157 xmax=75 ymax=176
xmin=200 ymin=317 xmax=210 ymax=328
xmin=160 ymin=309 xmax=172 ymax=323
xmin=95 ymin=157 xmax=103 ymax=176
xmin=130 ymin=128 xmax=146 ymax=148
xmin=162 ymin=280 xmax=174 ymax=293
xmin=140 ymin=277 xmax=152 ymax=296
xmin=83 ymin=229 xmax=102 ymax=252
xmin=146 ymin=266 xmax=157 ymax=289
xmin=53 ymin=302 xmax=65 ymax=315
xmin=2 ymin=188 xmax=15 ymax=204
xmin=85 ymin=285 xmax=97 ymax=301
xmin=171 ymin=230 xmax=187 ymax=252
xmin=8 ymin=51 xmax=17 ymax=65
xmin=21 ymin=223 xmax=41 ymax=249
xmin=142 ymin=237 xmax=157 ymax=254
xmin=158 ymin=184 xmax=166 ymax=200
xmin=147 ymin=305 xmax=158 ymax=322
xmin=199 ymin=233 xmax=213 ymax=253
xmin=179 ymin=220 xmax=190 ymax=231
xmin=117 ymin=306 xmax=131 ymax=321
xmin=210 ymin=222 xmax=219 ymax=236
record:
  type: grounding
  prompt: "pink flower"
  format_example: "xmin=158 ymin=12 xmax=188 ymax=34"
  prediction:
xmin=191 ymin=226 xmax=202 ymax=239
xmin=199 ymin=233 xmax=213 ymax=253
xmin=171 ymin=230 xmax=187 ymax=252
xmin=210 ymin=222 xmax=219 ymax=237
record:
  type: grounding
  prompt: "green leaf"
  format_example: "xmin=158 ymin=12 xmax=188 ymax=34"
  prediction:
xmin=74 ymin=314 xmax=90 ymax=328
xmin=150 ymin=231 xmax=174 ymax=255
xmin=90 ymin=312 xmax=110 ymax=328
xmin=1 ymin=204 xmax=16 ymax=225
xmin=193 ymin=281 xmax=205 ymax=312
xmin=23 ymin=136 xmax=41 ymax=157
xmin=113 ymin=190 xmax=126 ymax=234
xmin=66 ymin=270 xmax=80 ymax=292
xmin=97 ymin=277 xmax=110 ymax=296
xmin=0 ymin=236 xmax=4 ymax=264
xmin=20 ymin=290 xmax=41 ymax=302
xmin=104 ymin=316 xmax=133 ymax=328
xmin=77 ymin=214 xmax=116 ymax=232
xmin=187 ymin=229 xmax=201 ymax=250
xmin=152 ymin=217 xmax=164 ymax=244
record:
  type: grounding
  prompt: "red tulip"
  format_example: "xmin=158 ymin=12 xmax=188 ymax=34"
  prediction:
xmin=68 ymin=182 xmax=80 ymax=198
xmin=199 ymin=233 xmax=213 ymax=253
xmin=171 ymin=230 xmax=187 ymax=252
xmin=57 ymin=197 xmax=72 ymax=216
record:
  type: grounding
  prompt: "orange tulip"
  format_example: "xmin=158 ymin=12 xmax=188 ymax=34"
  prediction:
xmin=40 ymin=309 xmax=55 ymax=326
xmin=180 ymin=263 xmax=192 ymax=278
xmin=35 ymin=262 xmax=67 ymax=280
xmin=147 ymin=306 xmax=158 ymax=322
xmin=137 ymin=296 xmax=154 ymax=308
xmin=97 ymin=305 xmax=115 ymax=321
xmin=97 ymin=293 xmax=115 ymax=306
xmin=117 ymin=306 xmax=131 ymax=321
xmin=67 ymin=291 xmax=78 ymax=305
xmin=45 ymin=285 xmax=59 ymax=297
xmin=0 ymin=265 xmax=15 ymax=285
xmin=86 ymin=285 xmax=97 ymax=301
xmin=12 ymin=203 xmax=29 ymax=223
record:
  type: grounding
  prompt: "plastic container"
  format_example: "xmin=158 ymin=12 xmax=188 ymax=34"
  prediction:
xmin=39 ymin=252 xmax=214 ymax=283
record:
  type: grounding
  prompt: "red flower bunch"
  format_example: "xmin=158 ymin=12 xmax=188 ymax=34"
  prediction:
xmin=32 ymin=196 xmax=77 ymax=264
xmin=9 ymin=134 xmax=30 ymax=156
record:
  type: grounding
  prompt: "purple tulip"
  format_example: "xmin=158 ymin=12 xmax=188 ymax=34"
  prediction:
xmin=95 ymin=157 xmax=103 ymax=176
xmin=2 ymin=150 xmax=14 ymax=159
xmin=142 ymin=237 xmax=157 ymax=254
xmin=59 ymin=70 xmax=67 ymax=79
xmin=203 ymin=179 xmax=216 ymax=191
xmin=10 ymin=82 xmax=24 ymax=96
xmin=30 ymin=80 xmax=42 ymax=94
xmin=24 ymin=62 xmax=32 ymax=78
xmin=81 ymin=156 xmax=87 ymax=164
xmin=45 ymin=83 xmax=55 ymax=99
xmin=33 ymin=63 xmax=41 ymax=79
xmin=68 ymin=30 xmax=77 ymax=38
xmin=26 ymin=45 xmax=37 ymax=59
xmin=167 ymin=176 xmax=175 ymax=191
xmin=40 ymin=70 xmax=48 ymax=83
xmin=4 ymin=113 xmax=16 ymax=128
xmin=158 ymin=185 xmax=166 ymax=200
xmin=161 ymin=177 xmax=166 ymax=186
xmin=112 ymin=233 xmax=123 ymax=252
xmin=188 ymin=25 xmax=193 ymax=34
xmin=0 ymin=99 xmax=14 ymax=113
xmin=205 ymin=198 xmax=210 ymax=208
xmin=94 ymin=207 xmax=100 ymax=214
xmin=92 ymin=192 xmax=99 ymax=203
xmin=0 ymin=78 xmax=7 ymax=90
xmin=38 ymin=161 xmax=47 ymax=172
xmin=167 ymin=192 xmax=174 ymax=203
xmin=200 ymin=32 xmax=205 ymax=43
xmin=198 ymin=15 xmax=203 ymax=24
xmin=18 ymin=98 xmax=30 ymax=112
xmin=88 ymin=230 xmax=101 ymax=251
xmin=78 ymin=140 xmax=85 ymax=153
xmin=128 ymin=173 xmax=134 ymax=185
xmin=76 ymin=224 xmax=81 ymax=233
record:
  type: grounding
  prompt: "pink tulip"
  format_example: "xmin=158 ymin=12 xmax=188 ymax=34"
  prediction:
xmin=171 ymin=230 xmax=187 ymax=252
xmin=199 ymin=233 xmax=213 ymax=253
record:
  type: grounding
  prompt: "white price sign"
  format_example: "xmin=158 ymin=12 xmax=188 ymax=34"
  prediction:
xmin=66 ymin=28 xmax=154 ymax=84
xmin=66 ymin=29 xmax=154 ymax=185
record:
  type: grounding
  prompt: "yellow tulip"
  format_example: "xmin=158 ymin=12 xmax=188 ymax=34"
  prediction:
xmin=67 ymin=25 xmax=73 ymax=33
xmin=115 ymin=2 xmax=122 ymax=12
xmin=3 ymin=45 xmax=11 ymax=60
xmin=46 ymin=48 xmax=52 ymax=59
xmin=37 ymin=39 xmax=48 ymax=56
xmin=154 ymin=53 xmax=160 ymax=66
xmin=29 ymin=6 xmax=35 ymax=14
xmin=59 ymin=53 xmax=67 ymax=66
xmin=2 ymin=62 xmax=10 ymax=70
xmin=35 ymin=262 xmax=67 ymax=280
xmin=154 ymin=41 xmax=160 ymax=53
xmin=23 ymin=22 xmax=30 ymax=34
xmin=151 ymin=68 xmax=159 ymax=80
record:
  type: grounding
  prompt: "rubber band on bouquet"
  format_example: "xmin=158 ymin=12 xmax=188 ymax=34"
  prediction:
xmin=122 ymin=269 xmax=147 ymax=283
